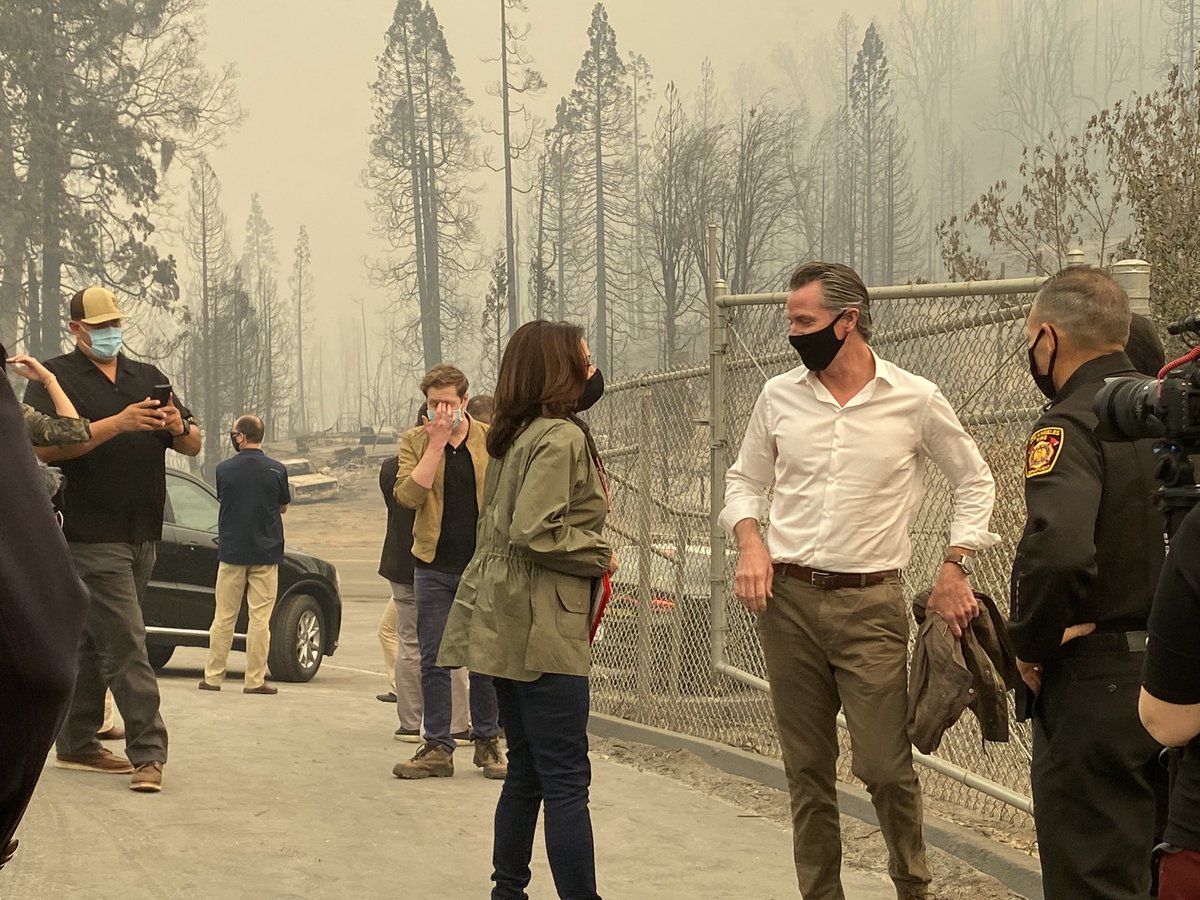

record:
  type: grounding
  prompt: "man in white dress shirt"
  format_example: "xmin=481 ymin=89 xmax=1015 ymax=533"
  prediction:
xmin=721 ymin=261 xmax=999 ymax=900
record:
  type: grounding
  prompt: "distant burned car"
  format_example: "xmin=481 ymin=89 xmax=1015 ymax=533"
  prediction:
xmin=281 ymin=457 xmax=339 ymax=503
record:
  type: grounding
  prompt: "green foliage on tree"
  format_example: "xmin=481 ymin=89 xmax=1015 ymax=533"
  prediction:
xmin=0 ymin=0 xmax=239 ymax=356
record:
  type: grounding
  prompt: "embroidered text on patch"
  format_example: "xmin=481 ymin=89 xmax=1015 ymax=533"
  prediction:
xmin=1025 ymin=427 xmax=1064 ymax=478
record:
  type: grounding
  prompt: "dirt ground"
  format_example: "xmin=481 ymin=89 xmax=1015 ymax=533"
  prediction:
xmin=282 ymin=449 xmax=1029 ymax=900
xmin=589 ymin=738 xmax=1022 ymax=900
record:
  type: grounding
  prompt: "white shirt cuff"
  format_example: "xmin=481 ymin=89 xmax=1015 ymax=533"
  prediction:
xmin=948 ymin=525 xmax=1002 ymax=554
xmin=719 ymin=500 xmax=765 ymax=538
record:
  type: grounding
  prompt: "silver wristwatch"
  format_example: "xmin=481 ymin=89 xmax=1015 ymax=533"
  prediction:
xmin=944 ymin=552 xmax=975 ymax=575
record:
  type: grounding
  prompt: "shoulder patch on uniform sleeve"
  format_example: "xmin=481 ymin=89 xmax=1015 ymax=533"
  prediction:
xmin=1025 ymin=427 xmax=1064 ymax=478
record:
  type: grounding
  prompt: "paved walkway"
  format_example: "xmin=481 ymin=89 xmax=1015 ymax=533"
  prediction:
xmin=5 ymin=566 xmax=893 ymax=899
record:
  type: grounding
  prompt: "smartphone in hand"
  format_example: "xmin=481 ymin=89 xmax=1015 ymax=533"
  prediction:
xmin=151 ymin=383 xmax=172 ymax=408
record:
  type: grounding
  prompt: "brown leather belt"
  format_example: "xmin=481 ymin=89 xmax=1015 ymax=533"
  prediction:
xmin=773 ymin=563 xmax=901 ymax=590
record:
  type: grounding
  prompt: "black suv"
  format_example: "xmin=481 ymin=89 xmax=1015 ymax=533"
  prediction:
xmin=141 ymin=468 xmax=343 ymax=682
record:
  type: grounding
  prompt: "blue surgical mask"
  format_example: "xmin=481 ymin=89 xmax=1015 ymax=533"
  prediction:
xmin=87 ymin=326 xmax=123 ymax=361
xmin=452 ymin=407 xmax=464 ymax=430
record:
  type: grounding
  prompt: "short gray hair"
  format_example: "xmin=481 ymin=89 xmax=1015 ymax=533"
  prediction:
xmin=788 ymin=261 xmax=873 ymax=341
xmin=1032 ymin=267 xmax=1131 ymax=350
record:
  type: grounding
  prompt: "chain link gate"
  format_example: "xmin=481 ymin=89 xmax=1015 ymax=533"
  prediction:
xmin=586 ymin=247 xmax=1151 ymax=832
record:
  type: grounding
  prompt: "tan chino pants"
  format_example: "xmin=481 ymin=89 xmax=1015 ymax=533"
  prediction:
xmin=378 ymin=599 xmax=399 ymax=694
xmin=205 ymin=563 xmax=279 ymax=689
xmin=758 ymin=572 xmax=931 ymax=900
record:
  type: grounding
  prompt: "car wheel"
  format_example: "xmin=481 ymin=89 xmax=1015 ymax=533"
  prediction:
xmin=146 ymin=644 xmax=175 ymax=672
xmin=268 ymin=594 xmax=325 ymax=682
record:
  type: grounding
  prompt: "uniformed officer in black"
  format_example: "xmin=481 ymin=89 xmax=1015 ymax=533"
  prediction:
xmin=1010 ymin=266 xmax=1169 ymax=899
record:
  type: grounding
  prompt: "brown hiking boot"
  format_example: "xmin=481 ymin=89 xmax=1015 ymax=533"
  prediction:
xmin=473 ymin=737 xmax=507 ymax=780
xmin=55 ymin=748 xmax=135 ymax=774
xmin=392 ymin=742 xmax=454 ymax=779
xmin=130 ymin=761 xmax=163 ymax=793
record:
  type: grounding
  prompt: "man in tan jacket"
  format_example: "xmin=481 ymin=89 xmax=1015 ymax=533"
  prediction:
xmin=391 ymin=365 xmax=505 ymax=780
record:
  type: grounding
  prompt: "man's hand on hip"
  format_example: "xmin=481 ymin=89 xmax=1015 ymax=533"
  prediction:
xmin=733 ymin=526 xmax=773 ymax=614
xmin=1017 ymin=659 xmax=1042 ymax=695
xmin=926 ymin=562 xmax=980 ymax=638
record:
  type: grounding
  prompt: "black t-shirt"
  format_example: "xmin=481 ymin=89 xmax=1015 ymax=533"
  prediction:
xmin=1143 ymin=502 xmax=1200 ymax=851
xmin=23 ymin=348 xmax=194 ymax=545
xmin=416 ymin=440 xmax=477 ymax=575
xmin=378 ymin=455 xmax=417 ymax=585
xmin=215 ymin=450 xmax=291 ymax=565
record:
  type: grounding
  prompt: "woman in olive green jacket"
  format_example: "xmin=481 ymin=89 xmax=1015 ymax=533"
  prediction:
xmin=439 ymin=320 xmax=614 ymax=900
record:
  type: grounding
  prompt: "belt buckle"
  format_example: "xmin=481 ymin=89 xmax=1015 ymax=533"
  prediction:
xmin=1126 ymin=632 xmax=1149 ymax=652
xmin=810 ymin=570 xmax=831 ymax=588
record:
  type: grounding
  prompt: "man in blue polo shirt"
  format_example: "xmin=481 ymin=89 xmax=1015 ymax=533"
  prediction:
xmin=200 ymin=414 xmax=291 ymax=695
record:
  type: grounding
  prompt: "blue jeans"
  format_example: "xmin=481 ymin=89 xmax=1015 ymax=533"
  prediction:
xmin=491 ymin=674 xmax=599 ymax=900
xmin=413 ymin=567 xmax=499 ymax=752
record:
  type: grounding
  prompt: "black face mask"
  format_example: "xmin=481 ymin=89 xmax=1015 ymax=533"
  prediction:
xmin=1027 ymin=327 xmax=1058 ymax=401
xmin=577 ymin=368 xmax=605 ymax=412
xmin=230 ymin=432 xmax=243 ymax=453
xmin=789 ymin=311 xmax=848 ymax=372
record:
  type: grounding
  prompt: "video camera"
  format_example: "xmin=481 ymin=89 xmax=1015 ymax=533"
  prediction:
xmin=1093 ymin=312 xmax=1200 ymax=535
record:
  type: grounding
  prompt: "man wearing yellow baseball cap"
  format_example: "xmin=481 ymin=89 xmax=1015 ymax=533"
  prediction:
xmin=23 ymin=287 xmax=203 ymax=794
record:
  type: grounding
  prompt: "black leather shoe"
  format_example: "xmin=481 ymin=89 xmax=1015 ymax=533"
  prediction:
xmin=376 ymin=692 xmax=397 ymax=703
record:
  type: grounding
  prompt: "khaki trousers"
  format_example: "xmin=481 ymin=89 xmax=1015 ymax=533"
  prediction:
xmin=758 ymin=572 xmax=930 ymax=900
xmin=205 ymin=563 xmax=279 ymax=689
xmin=388 ymin=582 xmax=469 ymax=734
xmin=378 ymin=599 xmax=399 ymax=694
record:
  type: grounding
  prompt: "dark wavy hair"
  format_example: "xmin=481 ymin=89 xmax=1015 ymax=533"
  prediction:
xmin=486 ymin=320 xmax=587 ymax=458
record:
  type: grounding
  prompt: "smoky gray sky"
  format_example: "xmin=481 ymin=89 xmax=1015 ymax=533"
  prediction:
xmin=171 ymin=0 xmax=863 ymax=340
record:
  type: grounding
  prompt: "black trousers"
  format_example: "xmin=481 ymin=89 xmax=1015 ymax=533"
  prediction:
xmin=1032 ymin=651 xmax=1169 ymax=900
xmin=491 ymin=674 xmax=599 ymax=900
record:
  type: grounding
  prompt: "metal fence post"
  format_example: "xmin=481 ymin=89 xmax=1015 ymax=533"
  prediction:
xmin=708 ymin=225 xmax=730 ymax=682
xmin=634 ymin=386 xmax=655 ymax=713
xmin=666 ymin=513 xmax=687 ymax=730
xmin=1112 ymin=258 xmax=1152 ymax=316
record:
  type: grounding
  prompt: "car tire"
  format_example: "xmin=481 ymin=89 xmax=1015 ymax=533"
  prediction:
xmin=268 ymin=594 xmax=325 ymax=682
xmin=146 ymin=644 xmax=175 ymax=672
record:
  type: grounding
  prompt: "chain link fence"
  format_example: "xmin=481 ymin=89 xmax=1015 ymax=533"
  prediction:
xmin=584 ymin=269 xmax=1145 ymax=832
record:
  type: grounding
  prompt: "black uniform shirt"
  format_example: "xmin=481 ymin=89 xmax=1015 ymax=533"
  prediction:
xmin=23 ymin=348 xmax=194 ymax=545
xmin=1009 ymin=353 xmax=1165 ymax=662
xmin=416 ymin=438 xmax=478 ymax=575
xmin=378 ymin=455 xmax=418 ymax=585
xmin=215 ymin=449 xmax=291 ymax=565
xmin=1144 ymin=503 xmax=1200 ymax=851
